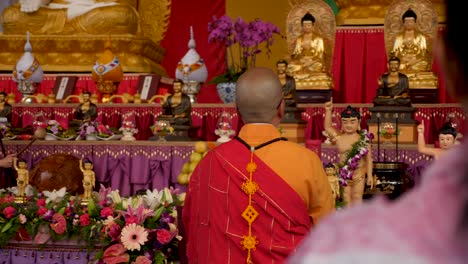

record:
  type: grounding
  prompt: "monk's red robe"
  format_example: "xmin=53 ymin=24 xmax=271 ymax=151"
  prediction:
xmin=183 ymin=139 xmax=311 ymax=264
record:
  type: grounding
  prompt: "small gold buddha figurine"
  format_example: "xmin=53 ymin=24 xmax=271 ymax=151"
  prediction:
xmin=79 ymin=159 xmax=95 ymax=200
xmin=325 ymin=163 xmax=340 ymax=200
xmin=13 ymin=158 xmax=29 ymax=198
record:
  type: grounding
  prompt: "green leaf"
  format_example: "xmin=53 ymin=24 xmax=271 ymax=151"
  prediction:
xmin=1 ymin=221 xmax=12 ymax=233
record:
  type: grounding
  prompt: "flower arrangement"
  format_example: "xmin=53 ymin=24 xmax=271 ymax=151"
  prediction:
xmin=207 ymin=15 xmax=281 ymax=84
xmin=0 ymin=122 xmax=13 ymax=138
xmin=151 ymin=121 xmax=174 ymax=135
xmin=378 ymin=123 xmax=400 ymax=139
xmin=0 ymin=185 xmax=184 ymax=263
xmin=46 ymin=120 xmax=76 ymax=139
xmin=79 ymin=121 xmax=119 ymax=139
xmin=119 ymin=121 xmax=138 ymax=135
xmin=338 ymin=130 xmax=374 ymax=186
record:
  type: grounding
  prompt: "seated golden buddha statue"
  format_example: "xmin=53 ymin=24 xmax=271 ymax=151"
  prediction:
xmin=0 ymin=0 xmax=170 ymax=73
xmin=286 ymin=1 xmax=335 ymax=89
xmin=385 ymin=2 xmax=439 ymax=88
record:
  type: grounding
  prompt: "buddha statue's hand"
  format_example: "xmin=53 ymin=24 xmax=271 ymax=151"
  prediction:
xmin=324 ymin=97 xmax=333 ymax=112
xmin=366 ymin=173 xmax=374 ymax=189
xmin=19 ymin=0 xmax=48 ymax=13
xmin=417 ymin=123 xmax=424 ymax=134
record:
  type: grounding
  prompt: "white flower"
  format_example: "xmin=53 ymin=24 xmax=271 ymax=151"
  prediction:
xmin=143 ymin=189 xmax=163 ymax=210
xmin=162 ymin=188 xmax=173 ymax=204
xmin=43 ymin=187 xmax=67 ymax=204
xmin=109 ymin=190 xmax=121 ymax=204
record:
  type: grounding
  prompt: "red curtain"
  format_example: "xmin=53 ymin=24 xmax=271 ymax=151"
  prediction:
xmin=159 ymin=0 xmax=225 ymax=103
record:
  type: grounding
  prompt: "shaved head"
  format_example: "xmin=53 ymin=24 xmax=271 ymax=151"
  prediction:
xmin=236 ymin=67 xmax=284 ymax=124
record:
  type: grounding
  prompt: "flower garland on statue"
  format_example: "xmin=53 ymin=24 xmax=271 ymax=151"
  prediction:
xmin=338 ymin=130 xmax=374 ymax=186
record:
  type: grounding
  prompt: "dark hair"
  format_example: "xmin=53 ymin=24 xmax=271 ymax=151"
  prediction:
xmin=0 ymin=92 xmax=7 ymax=97
xmin=438 ymin=122 xmax=457 ymax=138
xmin=402 ymin=9 xmax=417 ymax=21
xmin=173 ymin=79 xmax=183 ymax=85
xmin=340 ymin=105 xmax=361 ymax=119
xmin=276 ymin=59 xmax=288 ymax=67
xmin=301 ymin=13 xmax=315 ymax=24
xmin=82 ymin=91 xmax=92 ymax=96
xmin=83 ymin=159 xmax=93 ymax=165
xmin=324 ymin=163 xmax=335 ymax=169
xmin=388 ymin=55 xmax=401 ymax=64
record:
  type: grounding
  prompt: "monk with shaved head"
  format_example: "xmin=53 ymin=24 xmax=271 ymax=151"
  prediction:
xmin=183 ymin=67 xmax=334 ymax=264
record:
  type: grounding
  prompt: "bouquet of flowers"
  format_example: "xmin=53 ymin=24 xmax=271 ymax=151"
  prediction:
xmin=151 ymin=121 xmax=174 ymax=136
xmin=0 ymin=122 xmax=13 ymax=138
xmin=207 ymin=15 xmax=281 ymax=84
xmin=79 ymin=120 xmax=99 ymax=139
xmin=0 ymin=185 xmax=185 ymax=263
xmin=46 ymin=120 xmax=75 ymax=139
xmin=119 ymin=121 xmax=138 ymax=135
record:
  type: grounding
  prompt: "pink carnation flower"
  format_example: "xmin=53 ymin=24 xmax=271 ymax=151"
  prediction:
xmin=156 ymin=228 xmax=173 ymax=244
xmin=3 ymin=206 xmax=16 ymax=219
xmin=101 ymin=207 xmax=114 ymax=218
xmin=79 ymin=213 xmax=91 ymax=226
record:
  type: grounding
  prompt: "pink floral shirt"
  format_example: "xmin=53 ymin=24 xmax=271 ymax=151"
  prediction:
xmin=289 ymin=142 xmax=468 ymax=264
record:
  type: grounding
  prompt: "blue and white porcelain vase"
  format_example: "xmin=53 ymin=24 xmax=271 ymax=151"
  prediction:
xmin=216 ymin=82 xmax=236 ymax=103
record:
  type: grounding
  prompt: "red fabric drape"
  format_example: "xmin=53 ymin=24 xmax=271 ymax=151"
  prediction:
xmin=332 ymin=27 xmax=387 ymax=103
xmin=159 ymin=0 xmax=224 ymax=104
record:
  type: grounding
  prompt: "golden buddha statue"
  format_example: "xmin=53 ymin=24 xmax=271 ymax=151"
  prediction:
xmin=286 ymin=1 xmax=335 ymax=89
xmin=384 ymin=1 xmax=439 ymax=88
xmin=0 ymin=0 xmax=171 ymax=73
xmin=392 ymin=9 xmax=429 ymax=73
xmin=289 ymin=13 xmax=325 ymax=75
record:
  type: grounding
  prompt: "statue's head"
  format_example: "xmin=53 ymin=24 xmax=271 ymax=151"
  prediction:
xmin=83 ymin=159 xmax=93 ymax=170
xmin=388 ymin=55 xmax=401 ymax=72
xmin=18 ymin=158 xmax=27 ymax=168
xmin=402 ymin=9 xmax=417 ymax=29
xmin=438 ymin=122 xmax=457 ymax=149
xmin=173 ymin=79 xmax=183 ymax=93
xmin=340 ymin=106 xmax=361 ymax=134
xmin=0 ymin=92 xmax=6 ymax=102
xmin=276 ymin=59 xmax=288 ymax=74
xmin=82 ymin=91 xmax=92 ymax=102
xmin=324 ymin=163 xmax=337 ymax=176
xmin=301 ymin=13 xmax=315 ymax=33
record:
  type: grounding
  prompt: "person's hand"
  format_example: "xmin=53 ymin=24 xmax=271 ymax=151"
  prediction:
xmin=324 ymin=97 xmax=333 ymax=112
xmin=417 ymin=123 xmax=425 ymax=134
xmin=0 ymin=154 xmax=16 ymax=168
